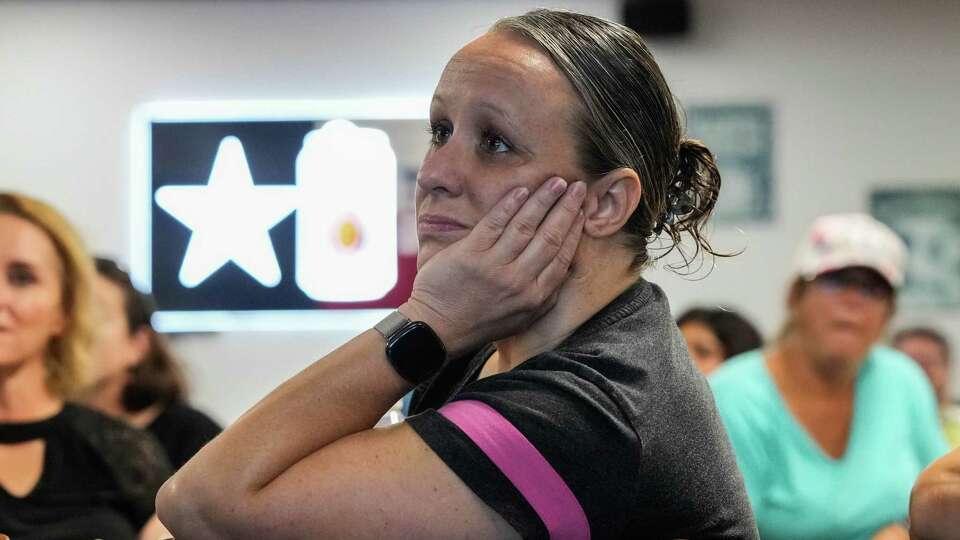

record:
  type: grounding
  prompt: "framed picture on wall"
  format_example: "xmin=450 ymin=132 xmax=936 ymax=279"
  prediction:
xmin=130 ymin=99 xmax=429 ymax=332
xmin=685 ymin=104 xmax=773 ymax=222
xmin=871 ymin=186 xmax=960 ymax=308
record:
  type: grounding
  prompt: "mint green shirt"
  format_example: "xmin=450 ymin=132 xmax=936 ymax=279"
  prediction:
xmin=710 ymin=347 xmax=948 ymax=540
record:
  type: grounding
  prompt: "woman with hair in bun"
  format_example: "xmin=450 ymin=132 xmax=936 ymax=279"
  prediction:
xmin=159 ymin=9 xmax=757 ymax=539
xmin=85 ymin=257 xmax=221 ymax=470
xmin=0 ymin=193 xmax=170 ymax=540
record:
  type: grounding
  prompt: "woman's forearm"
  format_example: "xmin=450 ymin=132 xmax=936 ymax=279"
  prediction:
xmin=156 ymin=329 xmax=410 ymax=531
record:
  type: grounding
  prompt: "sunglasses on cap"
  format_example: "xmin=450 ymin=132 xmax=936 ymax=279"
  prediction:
xmin=812 ymin=267 xmax=894 ymax=301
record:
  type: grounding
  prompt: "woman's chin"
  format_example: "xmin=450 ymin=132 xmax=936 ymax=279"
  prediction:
xmin=415 ymin=245 xmax=442 ymax=271
xmin=415 ymin=237 xmax=455 ymax=270
xmin=818 ymin=342 xmax=872 ymax=370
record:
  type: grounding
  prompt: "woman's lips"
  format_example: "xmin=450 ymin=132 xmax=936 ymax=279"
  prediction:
xmin=418 ymin=214 xmax=469 ymax=234
xmin=825 ymin=319 xmax=865 ymax=338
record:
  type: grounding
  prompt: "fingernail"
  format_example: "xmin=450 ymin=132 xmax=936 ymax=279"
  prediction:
xmin=550 ymin=177 xmax=567 ymax=194
xmin=513 ymin=187 xmax=529 ymax=201
xmin=570 ymin=181 xmax=587 ymax=200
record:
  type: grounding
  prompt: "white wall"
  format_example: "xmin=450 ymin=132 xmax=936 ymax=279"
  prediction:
xmin=643 ymin=0 xmax=960 ymax=381
xmin=2 ymin=0 xmax=958 ymax=424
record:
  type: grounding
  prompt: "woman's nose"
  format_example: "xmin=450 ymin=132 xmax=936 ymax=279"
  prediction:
xmin=416 ymin=143 xmax=466 ymax=198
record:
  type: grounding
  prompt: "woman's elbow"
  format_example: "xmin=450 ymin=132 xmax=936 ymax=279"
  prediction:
xmin=156 ymin=471 xmax=228 ymax=540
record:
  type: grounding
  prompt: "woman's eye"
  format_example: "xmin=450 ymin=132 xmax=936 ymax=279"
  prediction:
xmin=8 ymin=265 xmax=36 ymax=287
xmin=480 ymin=132 xmax=511 ymax=154
xmin=427 ymin=123 xmax=451 ymax=147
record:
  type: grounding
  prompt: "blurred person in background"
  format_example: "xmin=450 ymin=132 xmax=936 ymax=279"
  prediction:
xmin=84 ymin=257 xmax=221 ymax=470
xmin=893 ymin=327 xmax=960 ymax=447
xmin=711 ymin=213 xmax=948 ymax=540
xmin=0 ymin=192 xmax=170 ymax=540
xmin=156 ymin=9 xmax=758 ymax=538
xmin=677 ymin=306 xmax=763 ymax=375
xmin=910 ymin=445 xmax=960 ymax=540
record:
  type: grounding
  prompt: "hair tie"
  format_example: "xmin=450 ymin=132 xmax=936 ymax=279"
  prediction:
xmin=654 ymin=177 xmax=695 ymax=235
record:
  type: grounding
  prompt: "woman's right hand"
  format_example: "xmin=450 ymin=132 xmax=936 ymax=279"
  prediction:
xmin=401 ymin=177 xmax=587 ymax=358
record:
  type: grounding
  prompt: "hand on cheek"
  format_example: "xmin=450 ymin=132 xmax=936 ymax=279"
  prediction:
xmin=402 ymin=177 xmax=587 ymax=358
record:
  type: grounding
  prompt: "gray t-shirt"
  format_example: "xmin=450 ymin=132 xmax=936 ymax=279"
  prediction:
xmin=407 ymin=279 xmax=758 ymax=539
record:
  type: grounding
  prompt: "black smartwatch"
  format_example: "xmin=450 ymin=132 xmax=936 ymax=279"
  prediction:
xmin=374 ymin=310 xmax=447 ymax=385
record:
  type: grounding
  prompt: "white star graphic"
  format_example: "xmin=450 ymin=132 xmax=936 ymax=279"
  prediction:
xmin=154 ymin=136 xmax=297 ymax=288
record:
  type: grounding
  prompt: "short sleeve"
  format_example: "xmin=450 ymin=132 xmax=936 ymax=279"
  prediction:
xmin=169 ymin=414 xmax=221 ymax=470
xmin=711 ymin=392 xmax=772 ymax=516
xmin=71 ymin=408 xmax=173 ymax=528
xmin=149 ymin=403 xmax=223 ymax=469
xmin=906 ymin=360 xmax=950 ymax=465
xmin=405 ymin=352 xmax=641 ymax=540
xmin=709 ymin=361 xmax=773 ymax=517
xmin=106 ymin=430 xmax=171 ymax=527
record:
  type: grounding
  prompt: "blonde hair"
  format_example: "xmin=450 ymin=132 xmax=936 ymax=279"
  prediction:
xmin=0 ymin=192 xmax=97 ymax=398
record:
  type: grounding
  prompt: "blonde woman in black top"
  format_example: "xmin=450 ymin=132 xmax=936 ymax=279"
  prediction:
xmin=0 ymin=192 xmax=170 ymax=540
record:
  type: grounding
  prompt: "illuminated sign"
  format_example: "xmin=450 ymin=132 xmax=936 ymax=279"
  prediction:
xmin=130 ymin=100 xmax=429 ymax=332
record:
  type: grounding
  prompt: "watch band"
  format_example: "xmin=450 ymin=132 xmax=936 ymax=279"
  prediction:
xmin=374 ymin=310 xmax=410 ymax=340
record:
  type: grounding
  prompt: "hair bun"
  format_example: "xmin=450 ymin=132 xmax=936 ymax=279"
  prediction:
xmin=651 ymin=137 xmax=732 ymax=273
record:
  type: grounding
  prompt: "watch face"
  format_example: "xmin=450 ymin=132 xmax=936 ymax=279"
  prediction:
xmin=389 ymin=322 xmax=446 ymax=381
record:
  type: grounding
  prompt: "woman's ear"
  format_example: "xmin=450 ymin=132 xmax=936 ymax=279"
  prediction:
xmin=124 ymin=326 xmax=153 ymax=369
xmin=786 ymin=278 xmax=803 ymax=309
xmin=882 ymin=296 xmax=897 ymax=323
xmin=582 ymin=167 xmax=641 ymax=238
xmin=50 ymin=305 xmax=68 ymax=338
